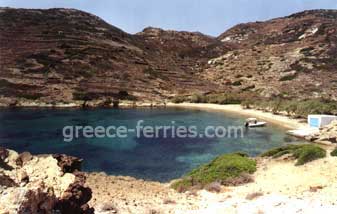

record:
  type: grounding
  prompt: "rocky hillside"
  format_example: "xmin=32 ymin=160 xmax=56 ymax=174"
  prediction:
xmin=203 ymin=10 xmax=337 ymax=100
xmin=0 ymin=7 xmax=227 ymax=106
xmin=0 ymin=8 xmax=336 ymax=106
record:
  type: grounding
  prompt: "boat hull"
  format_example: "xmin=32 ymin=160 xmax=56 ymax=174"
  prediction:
xmin=248 ymin=122 xmax=267 ymax=128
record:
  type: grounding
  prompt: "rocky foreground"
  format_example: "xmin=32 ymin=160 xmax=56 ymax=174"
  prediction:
xmin=87 ymin=149 xmax=337 ymax=214
xmin=1 ymin=144 xmax=337 ymax=214
xmin=0 ymin=148 xmax=94 ymax=214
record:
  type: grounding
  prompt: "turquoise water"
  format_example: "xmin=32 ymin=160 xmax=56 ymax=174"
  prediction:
xmin=0 ymin=108 xmax=304 ymax=181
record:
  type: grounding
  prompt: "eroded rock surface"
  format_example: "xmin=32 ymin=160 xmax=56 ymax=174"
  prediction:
xmin=53 ymin=154 xmax=83 ymax=173
xmin=0 ymin=147 xmax=94 ymax=214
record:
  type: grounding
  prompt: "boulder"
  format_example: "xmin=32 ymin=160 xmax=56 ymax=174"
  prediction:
xmin=53 ymin=154 xmax=83 ymax=173
xmin=13 ymin=188 xmax=57 ymax=214
xmin=16 ymin=151 xmax=33 ymax=167
xmin=0 ymin=146 xmax=9 ymax=160
xmin=0 ymin=148 xmax=94 ymax=214
xmin=0 ymin=173 xmax=18 ymax=187
xmin=0 ymin=147 xmax=14 ymax=170
xmin=54 ymin=171 xmax=94 ymax=214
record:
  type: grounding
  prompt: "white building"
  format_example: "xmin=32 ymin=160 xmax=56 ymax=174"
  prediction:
xmin=308 ymin=115 xmax=337 ymax=128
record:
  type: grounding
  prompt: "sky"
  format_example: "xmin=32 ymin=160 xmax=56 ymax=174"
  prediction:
xmin=0 ymin=0 xmax=337 ymax=36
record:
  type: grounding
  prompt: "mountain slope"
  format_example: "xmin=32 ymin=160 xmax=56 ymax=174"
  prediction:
xmin=0 ymin=8 xmax=227 ymax=106
xmin=0 ymin=8 xmax=336 ymax=106
xmin=203 ymin=10 xmax=337 ymax=100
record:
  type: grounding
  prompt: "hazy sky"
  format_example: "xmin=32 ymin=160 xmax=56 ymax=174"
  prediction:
xmin=1 ymin=0 xmax=336 ymax=36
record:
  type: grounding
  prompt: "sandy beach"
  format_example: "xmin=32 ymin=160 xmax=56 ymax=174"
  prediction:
xmin=167 ymin=103 xmax=308 ymax=130
xmin=0 ymin=100 xmax=312 ymax=131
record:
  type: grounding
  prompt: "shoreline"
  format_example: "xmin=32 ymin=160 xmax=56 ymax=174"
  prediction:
xmin=0 ymin=100 xmax=307 ymax=130
xmin=2 ymin=104 xmax=336 ymax=213
xmin=3 ymin=146 xmax=337 ymax=213
xmin=0 ymin=99 xmax=168 ymax=109
xmin=167 ymin=103 xmax=308 ymax=130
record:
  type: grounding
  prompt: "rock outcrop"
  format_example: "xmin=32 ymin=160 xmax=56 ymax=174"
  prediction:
xmin=308 ymin=120 xmax=337 ymax=144
xmin=0 ymin=147 xmax=94 ymax=214
xmin=53 ymin=154 xmax=83 ymax=173
xmin=54 ymin=172 xmax=94 ymax=214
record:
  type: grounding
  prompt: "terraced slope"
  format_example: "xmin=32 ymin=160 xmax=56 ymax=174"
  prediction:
xmin=0 ymin=8 xmax=227 ymax=106
xmin=203 ymin=10 xmax=337 ymax=100
xmin=0 ymin=8 xmax=336 ymax=106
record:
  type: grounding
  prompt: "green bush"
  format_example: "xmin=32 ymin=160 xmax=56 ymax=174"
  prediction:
xmin=261 ymin=144 xmax=302 ymax=158
xmin=331 ymin=148 xmax=337 ymax=157
xmin=206 ymin=93 xmax=242 ymax=104
xmin=171 ymin=92 xmax=256 ymax=105
xmin=20 ymin=93 xmax=43 ymax=100
xmin=190 ymin=94 xmax=207 ymax=103
xmin=293 ymin=145 xmax=326 ymax=165
xmin=117 ymin=90 xmax=137 ymax=101
xmin=282 ymin=100 xmax=299 ymax=116
xmin=244 ymin=98 xmax=337 ymax=118
xmin=72 ymin=91 xmax=93 ymax=101
xmin=171 ymin=95 xmax=188 ymax=103
xmin=241 ymin=100 xmax=253 ymax=109
xmin=171 ymin=94 xmax=337 ymax=118
xmin=261 ymin=144 xmax=326 ymax=166
xmin=171 ymin=153 xmax=256 ymax=192
xmin=171 ymin=93 xmax=211 ymax=104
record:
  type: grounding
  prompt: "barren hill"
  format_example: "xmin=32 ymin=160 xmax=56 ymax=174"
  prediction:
xmin=0 ymin=8 xmax=336 ymax=106
xmin=0 ymin=7 xmax=227 ymax=106
xmin=204 ymin=10 xmax=337 ymax=100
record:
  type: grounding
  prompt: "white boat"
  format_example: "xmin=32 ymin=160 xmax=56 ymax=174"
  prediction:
xmin=245 ymin=118 xmax=267 ymax=128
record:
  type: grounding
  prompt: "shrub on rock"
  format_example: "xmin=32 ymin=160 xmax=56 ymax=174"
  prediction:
xmin=261 ymin=144 xmax=326 ymax=165
xmin=171 ymin=153 xmax=256 ymax=192
xmin=331 ymin=148 xmax=337 ymax=157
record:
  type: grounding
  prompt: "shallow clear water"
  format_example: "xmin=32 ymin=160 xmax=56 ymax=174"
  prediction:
xmin=0 ymin=108 xmax=304 ymax=182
